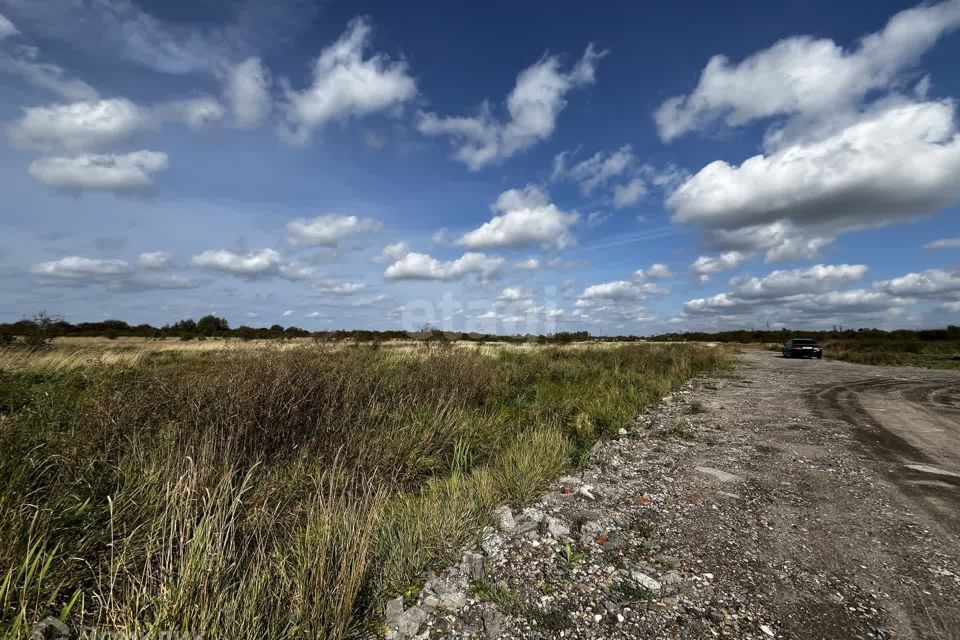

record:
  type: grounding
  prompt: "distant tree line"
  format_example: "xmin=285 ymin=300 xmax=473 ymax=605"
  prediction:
xmin=0 ymin=314 xmax=602 ymax=346
xmin=4 ymin=313 xmax=958 ymax=348
xmin=646 ymin=326 xmax=960 ymax=344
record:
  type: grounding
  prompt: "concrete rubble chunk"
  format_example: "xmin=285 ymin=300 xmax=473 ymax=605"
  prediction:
xmin=425 ymin=575 xmax=467 ymax=611
xmin=460 ymin=551 xmax=485 ymax=581
xmin=631 ymin=570 xmax=662 ymax=593
xmin=546 ymin=516 xmax=571 ymax=538
xmin=694 ymin=466 xmax=742 ymax=483
xmin=482 ymin=607 xmax=506 ymax=639
xmin=384 ymin=596 xmax=404 ymax=625
xmin=494 ymin=506 xmax=516 ymax=532
xmin=395 ymin=606 xmax=427 ymax=638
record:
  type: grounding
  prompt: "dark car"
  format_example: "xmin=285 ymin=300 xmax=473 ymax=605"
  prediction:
xmin=782 ymin=338 xmax=823 ymax=359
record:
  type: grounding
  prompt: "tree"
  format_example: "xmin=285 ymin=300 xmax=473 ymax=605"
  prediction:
xmin=197 ymin=315 xmax=230 ymax=335
xmin=24 ymin=311 xmax=60 ymax=348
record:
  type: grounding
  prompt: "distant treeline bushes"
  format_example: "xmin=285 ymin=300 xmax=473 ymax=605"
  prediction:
xmin=0 ymin=314 xmax=603 ymax=345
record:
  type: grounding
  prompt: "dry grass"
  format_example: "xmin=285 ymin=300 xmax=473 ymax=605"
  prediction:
xmin=0 ymin=341 xmax=730 ymax=638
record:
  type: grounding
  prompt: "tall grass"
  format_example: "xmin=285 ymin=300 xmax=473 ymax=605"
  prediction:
xmin=824 ymin=339 xmax=960 ymax=369
xmin=0 ymin=343 xmax=728 ymax=638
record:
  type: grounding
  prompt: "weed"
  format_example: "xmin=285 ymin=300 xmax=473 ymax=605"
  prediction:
xmin=687 ymin=400 xmax=707 ymax=414
xmin=0 ymin=342 xmax=729 ymax=638
xmin=559 ymin=541 xmax=585 ymax=568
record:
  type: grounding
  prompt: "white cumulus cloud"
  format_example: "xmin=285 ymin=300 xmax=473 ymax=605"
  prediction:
xmin=635 ymin=263 xmax=673 ymax=280
xmin=690 ymin=251 xmax=750 ymax=281
xmin=191 ymin=248 xmax=305 ymax=280
xmin=286 ymin=214 xmax=382 ymax=247
xmin=458 ymin=186 xmax=579 ymax=250
xmin=32 ymin=256 xmax=132 ymax=280
xmin=731 ymin=264 xmax=868 ymax=298
xmin=873 ymin=269 xmax=960 ymax=298
xmin=418 ymin=44 xmax=603 ymax=170
xmin=924 ymin=238 xmax=960 ymax=250
xmin=315 ymin=279 xmax=366 ymax=294
xmin=655 ymin=0 xmax=960 ymax=140
xmin=384 ymin=251 xmax=505 ymax=281
xmin=375 ymin=241 xmax=411 ymax=263
xmin=29 ymin=150 xmax=169 ymax=194
xmin=9 ymin=98 xmax=151 ymax=151
xmin=669 ymin=100 xmax=960 ymax=262
xmin=138 ymin=251 xmax=173 ymax=269
xmin=280 ymin=17 xmax=416 ymax=146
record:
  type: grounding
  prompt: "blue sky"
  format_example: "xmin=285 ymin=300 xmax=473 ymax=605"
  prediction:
xmin=1 ymin=0 xmax=960 ymax=334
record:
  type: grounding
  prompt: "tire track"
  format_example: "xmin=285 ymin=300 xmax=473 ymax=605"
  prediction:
xmin=807 ymin=375 xmax=960 ymax=533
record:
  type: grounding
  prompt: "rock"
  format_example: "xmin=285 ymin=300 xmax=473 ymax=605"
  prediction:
xmin=661 ymin=570 xmax=683 ymax=588
xmin=460 ymin=551 xmax=485 ymax=581
xmin=384 ymin=596 xmax=404 ymax=625
xmin=482 ymin=607 xmax=506 ymax=639
xmin=631 ymin=570 xmax=662 ymax=593
xmin=481 ymin=532 xmax=504 ymax=558
xmin=546 ymin=516 xmax=570 ymax=538
xmin=618 ymin=427 xmax=628 ymax=436
xmin=579 ymin=519 xmax=603 ymax=544
xmin=394 ymin=606 xmax=427 ymax=637
xmin=694 ymin=466 xmax=742 ymax=483
xmin=760 ymin=624 xmax=776 ymax=637
xmin=424 ymin=576 xmax=467 ymax=611
xmin=440 ymin=590 xmax=467 ymax=610
xmin=520 ymin=507 xmax=545 ymax=523
xmin=494 ymin=506 xmax=516 ymax=532
xmin=514 ymin=520 xmax=539 ymax=535
xmin=578 ymin=485 xmax=597 ymax=500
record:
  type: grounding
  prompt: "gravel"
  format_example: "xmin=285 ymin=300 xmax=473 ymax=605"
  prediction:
xmin=378 ymin=350 xmax=960 ymax=639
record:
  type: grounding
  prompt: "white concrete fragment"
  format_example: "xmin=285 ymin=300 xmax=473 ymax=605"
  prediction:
xmin=694 ymin=466 xmax=742 ymax=483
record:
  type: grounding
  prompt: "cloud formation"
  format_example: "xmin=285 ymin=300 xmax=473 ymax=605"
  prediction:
xmin=138 ymin=251 xmax=173 ymax=270
xmin=29 ymin=151 xmax=169 ymax=194
xmin=0 ymin=13 xmax=17 ymax=39
xmin=669 ymin=100 xmax=960 ymax=262
xmin=280 ymin=18 xmax=417 ymax=146
xmin=9 ymin=98 xmax=151 ymax=152
xmin=224 ymin=57 xmax=271 ymax=127
xmin=873 ymin=268 xmax=960 ymax=298
xmin=286 ymin=214 xmax=382 ymax=247
xmin=418 ymin=45 xmax=603 ymax=170
xmin=655 ymin=0 xmax=960 ymax=140
xmin=384 ymin=251 xmax=504 ymax=280
xmin=191 ymin=248 xmax=311 ymax=281
xmin=457 ymin=186 xmax=579 ymax=250
xmin=730 ymin=264 xmax=868 ymax=298
xmin=690 ymin=251 xmax=750 ymax=281
xmin=32 ymin=256 xmax=133 ymax=280
xmin=924 ymin=238 xmax=960 ymax=250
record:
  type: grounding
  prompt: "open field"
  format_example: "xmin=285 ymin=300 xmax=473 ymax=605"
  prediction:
xmin=823 ymin=338 xmax=960 ymax=369
xmin=0 ymin=340 xmax=729 ymax=638
xmin=760 ymin=339 xmax=960 ymax=369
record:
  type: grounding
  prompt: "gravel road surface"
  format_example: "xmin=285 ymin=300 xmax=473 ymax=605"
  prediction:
xmin=383 ymin=349 xmax=960 ymax=640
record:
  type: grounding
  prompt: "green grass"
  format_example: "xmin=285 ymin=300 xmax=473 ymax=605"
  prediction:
xmin=0 ymin=343 xmax=729 ymax=639
xmin=824 ymin=339 xmax=960 ymax=369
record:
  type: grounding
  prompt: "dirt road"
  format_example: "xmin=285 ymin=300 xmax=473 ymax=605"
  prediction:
xmin=384 ymin=349 xmax=960 ymax=640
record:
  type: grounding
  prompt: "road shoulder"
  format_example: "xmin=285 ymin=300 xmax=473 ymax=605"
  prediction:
xmin=381 ymin=350 xmax=960 ymax=640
